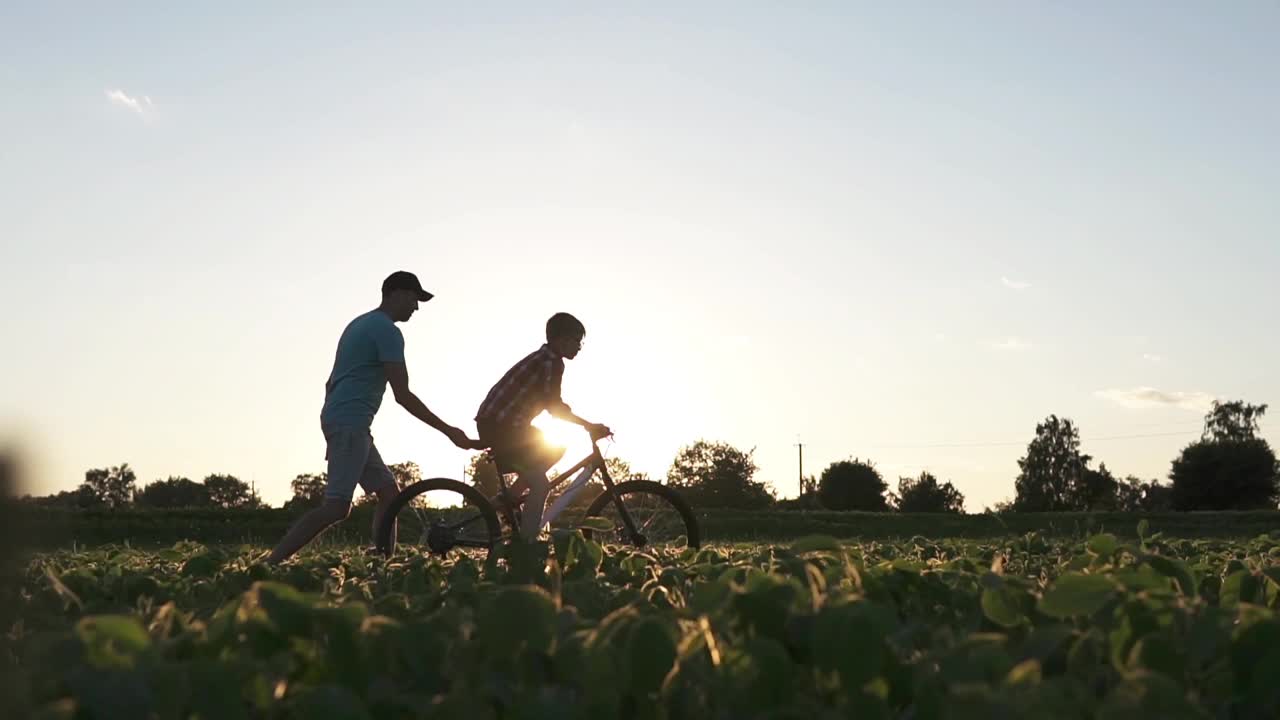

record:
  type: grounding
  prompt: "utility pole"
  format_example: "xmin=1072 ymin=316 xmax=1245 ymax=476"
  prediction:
xmin=794 ymin=438 xmax=806 ymax=495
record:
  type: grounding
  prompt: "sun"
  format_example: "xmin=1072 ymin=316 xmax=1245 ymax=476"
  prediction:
xmin=531 ymin=414 xmax=593 ymax=468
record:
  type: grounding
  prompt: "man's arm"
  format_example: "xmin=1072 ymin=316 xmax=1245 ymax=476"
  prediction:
xmin=384 ymin=362 xmax=481 ymax=449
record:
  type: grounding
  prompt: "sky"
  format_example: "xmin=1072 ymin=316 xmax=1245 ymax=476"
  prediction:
xmin=2 ymin=3 xmax=1277 ymax=511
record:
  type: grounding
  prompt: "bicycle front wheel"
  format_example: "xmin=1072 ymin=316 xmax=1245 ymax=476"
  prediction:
xmin=374 ymin=478 xmax=501 ymax=559
xmin=583 ymin=480 xmax=700 ymax=550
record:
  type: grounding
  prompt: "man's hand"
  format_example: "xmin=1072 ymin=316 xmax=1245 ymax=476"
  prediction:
xmin=587 ymin=423 xmax=612 ymax=440
xmin=443 ymin=426 xmax=481 ymax=450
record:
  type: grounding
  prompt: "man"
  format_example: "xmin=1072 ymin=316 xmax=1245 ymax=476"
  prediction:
xmin=268 ymin=271 xmax=480 ymax=563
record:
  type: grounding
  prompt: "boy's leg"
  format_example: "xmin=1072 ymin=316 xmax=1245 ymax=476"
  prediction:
xmin=512 ymin=427 xmax=565 ymax=540
xmin=268 ymin=427 xmax=366 ymax=564
xmin=518 ymin=470 xmax=551 ymax=540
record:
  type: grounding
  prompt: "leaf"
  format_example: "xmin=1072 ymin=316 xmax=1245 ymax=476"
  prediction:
xmin=1088 ymin=533 xmax=1119 ymax=558
xmin=1004 ymin=658 xmax=1042 ymax=686
xmin=288 ymin=685 xmax=372 ymax=720
xmin=627 ymin=616 xmax=677 ymax=694
xmin=688 ymin=577 xmax=734 ymax=616
xmin=790 ymin=535 xmax=842 ymax=553
xmin=981 ymin=584 xmax=1027 ymax=628
xmin=578 ymin=516 xmax=615 ymax=532
xmin=1136 ymin=519 xmax=1150 ymax=541
xmin=735 ymin=573 xmax=801 ymax=641
xmin=254 ymin=581 xmax=314 ymax=637
xmin=45 ymin=567 xmax=83 ymax=611
xmin=180 ymin=552 xmax=220 ymax=578
xmin=811 ymin=602 xmax=893 ymax=686
xmin=1143 ymin=554 xmax=1196 ymax=597
xmin=1097 ymin=670 xmax=1209 ymax=720
xmin=725 ymin=637 xmax=795 ymax=708
xmin=1038 ymin=573 xmax=1117 ymax=618
xmin=565 ymin=536 xmax=604 ymax=583
xmin=75 ymin=615 xmax=151 ymax=670
xmin=1127 ymin=632 xmax=1186 ymax=680
xmin=482 ymin=585 xmax=557 ymax=655
xmin=1231 ymin=619 xmax=1280 ymax=693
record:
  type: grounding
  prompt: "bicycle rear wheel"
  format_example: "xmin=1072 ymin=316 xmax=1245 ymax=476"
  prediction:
xmin=374 ymin=478 xmax=501 ymax=559
xmin=582 ymin=480 xmax=700 ymax=550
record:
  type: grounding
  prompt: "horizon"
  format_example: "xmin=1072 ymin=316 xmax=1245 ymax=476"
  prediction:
xmin=3 ymin=4 xmax=1278 ymax=511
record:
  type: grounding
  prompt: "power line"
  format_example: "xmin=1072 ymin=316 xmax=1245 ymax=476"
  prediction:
xmin=858 ymin=428 xmax=1202 ymax=450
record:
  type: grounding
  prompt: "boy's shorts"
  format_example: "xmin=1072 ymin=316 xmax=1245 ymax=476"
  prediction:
xmin=477 ymin=420 xmax=566 ymax=476
xmin=322 ymin=425 xmax=397 ymax=502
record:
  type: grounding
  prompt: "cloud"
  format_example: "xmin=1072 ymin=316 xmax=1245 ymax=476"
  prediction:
xmin=1001 ymin=276 xmax=1031 ymax=290
xmin=1142 ymin=353 xmax=1165 ymax=363
xmin=991 ymin=337 xmax=1030 ymax=351
xmin=1095 ymin=387 xmax=1215 ymax=411
xmin=105 ymin=88 xmax=153 ymax=117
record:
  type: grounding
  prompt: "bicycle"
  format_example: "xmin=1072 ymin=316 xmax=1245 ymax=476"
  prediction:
xmin=373 ymin=428 xmax=701 ymax=558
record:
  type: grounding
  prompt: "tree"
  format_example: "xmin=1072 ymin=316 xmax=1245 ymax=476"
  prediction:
xmin=818 ymin=459 xmax=889 ymax=511
xmin=894 ymin=471 xmax=965 ymax=513
xmin=1203 ymin=400 xmax=1268 ymax=443
xmin=82 ymin=464 xmax=137 ymax=508
xmin=1169 ymin=400 xmax=1278 ymax=511
xmin=1068 ymin=463 xmax=1122 ymax=511
xmin=29 ymin=486 xmax=103 ymax=509
xmin=1013 ymin=416 xmax=1096 ymax=512
xmin=284 ymin=473 xmax=327 ymax=511
xmin=467 ymin=455 xmax=501 ymax=499
xmin=1116 ymin=476 xmax=1173 ymax=512
xmin=800 ymin=474 xmax=817 ymax=496
xmin=667 ymin=440 xmax=773 ymax=509
xmin=202 ymin=474 xmax=261 ymax=509
xmin=389 ymin=462 xmax=422 ymax=488
xmin=136 ymin=476 xmax=210 ymax=508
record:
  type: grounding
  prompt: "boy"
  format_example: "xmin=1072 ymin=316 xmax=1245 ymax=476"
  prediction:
xmin=475 ymin=312 xmax=610 ymax=540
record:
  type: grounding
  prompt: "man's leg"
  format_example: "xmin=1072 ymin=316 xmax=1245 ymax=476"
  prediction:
xmin=373 ymin=485 xmax=399 ymax=549
xmin=268 ymin=500 xmax=352 ymax=564
xmin=268 ymin=427 xmax=366 ymax=564
xmin=359 ymin=439 xmax=400 ymax=549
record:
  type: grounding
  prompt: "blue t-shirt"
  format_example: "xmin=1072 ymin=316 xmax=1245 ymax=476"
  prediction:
xmin=320 ymin=310 xmax=405 ymax=429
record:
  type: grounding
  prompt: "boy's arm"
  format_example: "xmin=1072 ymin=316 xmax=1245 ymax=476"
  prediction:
xmin=545 ymin=360 xmax=609 ymax=435
xmin=548 ymin=399 xmax=588 ymax=426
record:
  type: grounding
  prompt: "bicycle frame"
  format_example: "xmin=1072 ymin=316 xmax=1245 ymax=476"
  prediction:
xmin=494 ymin=437 xmax=644 ymax=539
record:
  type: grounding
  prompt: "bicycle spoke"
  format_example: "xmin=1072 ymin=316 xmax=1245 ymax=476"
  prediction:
xmin=384 ymin=483 xmax=500 ymax=559
xmin=595 ymin=489 xmax=690 ymax=549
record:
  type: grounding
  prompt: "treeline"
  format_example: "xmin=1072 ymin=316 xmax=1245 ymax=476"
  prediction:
xmin=15 ymin=401 xmax=1278 ymax=515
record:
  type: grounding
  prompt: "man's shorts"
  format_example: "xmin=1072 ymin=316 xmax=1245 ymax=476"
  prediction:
xmin=322 ymin=425 xmax=397 ymax=502
xmin=477 ymin=420 xmax=566 ymax=476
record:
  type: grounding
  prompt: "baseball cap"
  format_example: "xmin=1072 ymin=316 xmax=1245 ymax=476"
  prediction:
xmin=381 ymin=271 xmax=434 ymax=302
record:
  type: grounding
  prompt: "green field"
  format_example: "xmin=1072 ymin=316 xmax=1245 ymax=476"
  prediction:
xmin=11 ymin=506 xmax=1280 ymax=547
xmin=5 ymin=521 xmax=1280 ymax=719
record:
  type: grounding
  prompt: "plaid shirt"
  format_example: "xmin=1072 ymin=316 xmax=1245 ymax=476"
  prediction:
xmin=476 ymin=344 xmax=569 ymax=427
